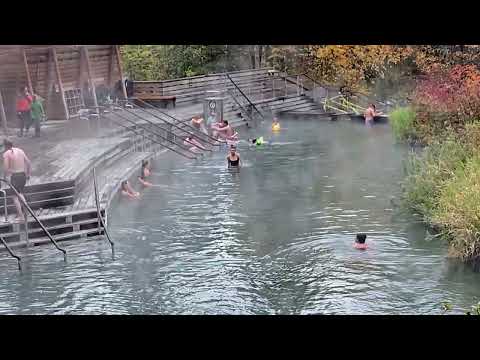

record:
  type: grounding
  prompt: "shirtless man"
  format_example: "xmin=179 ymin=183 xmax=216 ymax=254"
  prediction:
xmin=212 ymin=120 xmax=238 ymax=141
xmin=364 ymin=104 xmax=381 ymax=127
xmin=2 ymin=139 xmax=31 ymax=221
xmin=191 ymin=116 xmax=208 ymax=135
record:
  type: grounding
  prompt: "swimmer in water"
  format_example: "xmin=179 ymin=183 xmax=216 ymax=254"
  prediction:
xmin=138 ymin=159 xmax=153 ymax=187
xmin=227 ymin=145 xmax=240 ymax=168
xmin=272 ymin=117 xmax=281 ymax=131
xmin=121 ymin=180 xmax=139 ymax=200
xmin=354 ymin=233 xmax=368 ymax=250
xmin=212 ymin=120 xmax=238 ymax=141
xmin=364 ymin=104 xmax=383 ymax=127
xmin=249 ymin=136 xmax=267 ymax=146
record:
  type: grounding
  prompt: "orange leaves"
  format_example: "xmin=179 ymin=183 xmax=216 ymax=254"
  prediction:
xmin=307 ymin=45 xmax=413 ymax=91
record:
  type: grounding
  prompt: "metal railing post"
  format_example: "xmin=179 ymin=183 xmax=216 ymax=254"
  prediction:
xmin=92 ymin=168 xmax=114 ymax=254
xmin=23 ymin=218 xmax=30 ymax=247
xmin=0 ymin=189 xmax=7 ymax=222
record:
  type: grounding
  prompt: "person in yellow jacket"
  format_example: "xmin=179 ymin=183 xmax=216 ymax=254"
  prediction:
xmin=272 ymin=118 xmax=281 ymax=131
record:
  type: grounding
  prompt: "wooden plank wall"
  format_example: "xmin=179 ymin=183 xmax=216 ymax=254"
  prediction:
xmin=132 ymin=68 xmax=276 ymax=104
xmin=0 ymin=45 xmax=122 ymax=122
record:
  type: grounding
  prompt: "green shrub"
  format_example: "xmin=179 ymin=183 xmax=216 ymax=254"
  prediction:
xmin=402 ymin=137 xmax=471 ymax=220
xmin=432 ymin=155 xmax=480 ymax=260
xmin=390 ymin=107 xmax=417 ymax=142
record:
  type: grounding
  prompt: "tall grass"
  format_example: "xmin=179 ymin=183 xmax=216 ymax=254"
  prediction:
xmin=433 ymin=155 xmax=480 ymax=260
xmin=402 ymin=136 xmax=471 ymax=220
xmin=390 ymin=107 xmax=416 ymax=142
xmin=402 ymin=122 xmax=480 ymax=261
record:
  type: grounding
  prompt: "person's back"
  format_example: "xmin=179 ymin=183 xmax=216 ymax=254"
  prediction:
xmin=3 ymin=147 xmax=27 ymax=174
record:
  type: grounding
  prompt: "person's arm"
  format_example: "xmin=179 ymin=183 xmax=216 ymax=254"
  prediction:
xmin=138 ymin=177 xmax=152 ymax=187
xmin=122 ymin=190 xmax=137 ymax=200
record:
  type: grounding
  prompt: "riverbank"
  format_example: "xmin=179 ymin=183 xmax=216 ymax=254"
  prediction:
xmin=391 ymin=108 xmax=480 ymax=262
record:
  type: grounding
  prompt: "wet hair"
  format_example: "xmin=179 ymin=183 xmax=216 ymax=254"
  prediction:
xmin=371 ymin=104 xmax=376 ymax=110
xmin=223 ymin=120 xmax=229 ymax=125
xmin=250 ymin=138 xmax=257 ymax=144
xmin=121 ymin=180 xmax=128 ymax=190
xmin=230 ymin=145 xmax=236 ymax=151
xmin=142 ymin=159 xmax=149 ymax=168
xmin=3 ymin=139 xmax=13 ymax=150
xmin=356 ymin=234 xmax=367 ymax=244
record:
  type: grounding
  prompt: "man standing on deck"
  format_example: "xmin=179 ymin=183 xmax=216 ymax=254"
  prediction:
xmin=2 ymin=139 xmax=32 ymax=221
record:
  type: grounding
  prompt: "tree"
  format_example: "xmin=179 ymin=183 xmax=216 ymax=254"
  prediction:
xmin=304 ymin=45 xmax=414 ymax=92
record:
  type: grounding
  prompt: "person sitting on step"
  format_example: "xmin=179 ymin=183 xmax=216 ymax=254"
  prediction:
xmin=184 ymin=136 xmax=207 ymax=153
xmin=138 ymin=160 xmax=153 ymax=187
xmin=120 ymin=180 xmax=139 ymax=200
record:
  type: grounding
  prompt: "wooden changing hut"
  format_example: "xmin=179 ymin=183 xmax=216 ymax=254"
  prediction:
xmin=0 ymin=45 xmax=127 ymax=130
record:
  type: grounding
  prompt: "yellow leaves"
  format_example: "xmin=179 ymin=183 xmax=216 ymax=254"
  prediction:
xmin=308 ymin=45 xmax=414 ymax=91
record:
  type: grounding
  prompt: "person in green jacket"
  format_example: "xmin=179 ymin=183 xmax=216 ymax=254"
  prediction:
xmin=30 ymin=95 xmax=45 ymax=137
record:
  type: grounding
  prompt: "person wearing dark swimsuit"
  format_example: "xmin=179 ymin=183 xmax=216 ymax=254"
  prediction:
xmin=227 ymin=146 xmax=240 ymax=168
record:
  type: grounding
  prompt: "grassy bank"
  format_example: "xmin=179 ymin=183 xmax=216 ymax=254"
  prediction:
xmin=400 ymin=122 xmax=480 ymax=261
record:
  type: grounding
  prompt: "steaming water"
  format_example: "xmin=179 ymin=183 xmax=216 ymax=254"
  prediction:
xmin=1 ymin=119 xmax=480 ymax=314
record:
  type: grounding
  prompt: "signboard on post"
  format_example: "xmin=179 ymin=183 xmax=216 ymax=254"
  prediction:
xmin=204 ymin=96 xmax=224 ymax=127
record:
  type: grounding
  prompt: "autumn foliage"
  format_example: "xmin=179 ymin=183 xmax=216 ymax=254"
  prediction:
xmin=304 ymin=45 xmax=414 ymax=92
xmin=412 ymin=64 xmax=480 ymax=141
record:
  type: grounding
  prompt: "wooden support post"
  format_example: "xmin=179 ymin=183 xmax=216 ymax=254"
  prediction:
xmin=107 ymin=46 xmax=115 ymax=88
xmin=22 ymin=49 xmax=33 ymax=94
xmin=0 ymin=90 xmax=8 ymax=135
xmin=45 ymin=49 xmax=55 ymax=114
xmin=82 ymin=46 xmax=99 ymax=111
xmin=113 ymin=45 xmax=128 ymax=99
xmin=52 ymin=48 xmax=70 ymax=120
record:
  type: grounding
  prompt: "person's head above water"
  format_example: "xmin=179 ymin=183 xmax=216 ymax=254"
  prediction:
xmin=121 ymin=180 xmax=128 ymax=191
xmin=356 ymin=233 xmax=367 ymax=244
xmin=223 ymin=120 xmax=229 ymax=126
xmin=142 ymin=159 xmax=149 ymax=168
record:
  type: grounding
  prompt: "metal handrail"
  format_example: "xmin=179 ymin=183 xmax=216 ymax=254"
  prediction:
xmin=0 ymin=235 xmax=21 ymax=270
xmin=120 ymin=106 xmax=212 ymax=152
xmin=92 ymin=168 xmax=114 ymax=253
xmin=102 ymin=112 xmax=197 ymax=160
xmin=323 ymin=94 xmax=366 ymax=114
xmin=129 ymin=99 xmax=222 ymax=145
xmin=0 ymin=178 xmax=67 ymax=259
xmin=225 ymin=74 xmax=265 ymax=119
xmin=229 ymin=90 xmax=255 ymax=122
xmin=103 ymin=109 xmax=199 ymax=156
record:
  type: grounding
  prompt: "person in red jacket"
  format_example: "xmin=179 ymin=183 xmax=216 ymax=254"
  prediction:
xmin=16 ymin=87 xmax=33 ymax=137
